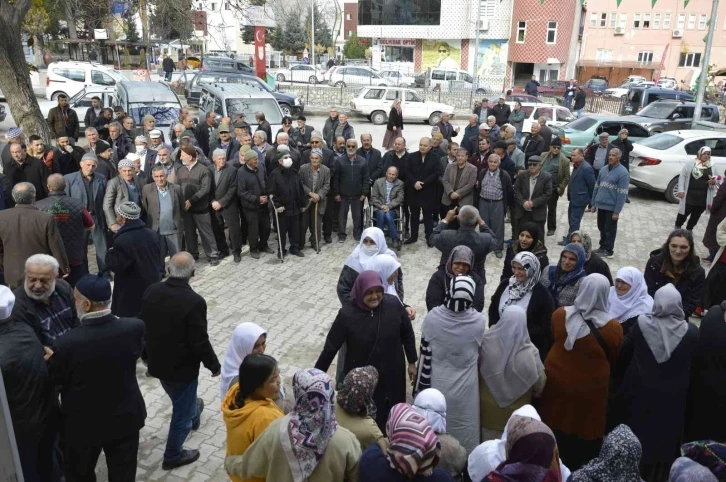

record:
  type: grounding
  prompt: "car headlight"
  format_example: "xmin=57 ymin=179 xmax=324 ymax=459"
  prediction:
xmin=294 ymin=97 xmax=302 ymax=106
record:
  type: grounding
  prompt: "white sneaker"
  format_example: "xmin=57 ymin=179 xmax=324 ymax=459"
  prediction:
xmin=241 ymin=245 xmax=251 ymax=254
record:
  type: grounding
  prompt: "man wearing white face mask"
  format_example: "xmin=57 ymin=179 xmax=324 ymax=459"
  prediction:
xmin=267 ymin=151 xmax=306 ymax=259
xmin=135 ymin=136 xmax=158 ymax=178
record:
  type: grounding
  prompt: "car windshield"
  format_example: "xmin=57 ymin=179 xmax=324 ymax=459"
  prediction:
xmin=636 ymin=133 xmax=683 ymax=150
xmin=565 ymin=117 xmax=598 ymax=131
xmin=590 ymin=79 xmax=607 ymax=86
xmin=225 ymin=98 xmax=282 ymax=124
xmin=638 ymin=103 xmax=676 ymax=119
xmin=128 ymin=103 xmax=180 ymax=126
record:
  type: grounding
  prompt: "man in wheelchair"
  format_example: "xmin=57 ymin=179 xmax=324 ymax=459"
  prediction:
xmin=370 ymin=166 xmax=404 ymax=248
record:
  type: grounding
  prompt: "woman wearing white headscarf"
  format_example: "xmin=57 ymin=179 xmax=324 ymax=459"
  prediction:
xmin=413 ymin=389 xmax=467 ymax=479
xmin=609 ymin=284 xmax=698 ymax=482
xmin=538 ymin=274 xmax=623 ymax=470
xmin=468 ymin=405 xmax=572 ymax=482
xmin=675 ymin=145 xmax=722 ymax=232
xmin=489 ymin=252 xmax=555 ymax=361
xmin=607 ymin=267 xmax=653 ymax=337
xmin=220 ymin=323 xmax=267 ymax=399
xmin=478 ymin=306 xmax=546 ymax=442
xmin=368 ymin=253 xmax=415 ymax=320
xmin=415 ymin=275 xmax=486 ymax=453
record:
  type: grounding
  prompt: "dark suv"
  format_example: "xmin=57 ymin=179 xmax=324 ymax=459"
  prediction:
xmin=200 ymin=56 xmax=254 ymax=75
xmin=185 ymin=72 xmax=303 ymax=116
xmin=623 ymin=100 xmax=720 ymax=134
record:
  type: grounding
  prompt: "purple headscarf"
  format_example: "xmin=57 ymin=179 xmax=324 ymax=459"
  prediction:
xmin=351 ymin=270 xmax=385 ymax=311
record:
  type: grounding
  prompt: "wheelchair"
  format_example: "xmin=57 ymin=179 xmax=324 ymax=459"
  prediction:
xmin=364 ymin=200 xmax=404 ymax=250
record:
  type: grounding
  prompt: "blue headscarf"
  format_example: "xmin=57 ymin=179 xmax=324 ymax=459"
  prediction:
xmin=548 ymin=243 xmax=586 ymax=304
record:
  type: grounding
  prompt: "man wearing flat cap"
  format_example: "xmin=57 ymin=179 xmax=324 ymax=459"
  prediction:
xmin=149 ymin=129 xmax=172 ymax=153
xmin=212 ymin=123 xmax=241 ymax=164
xmin=105 ymin=202 xmax=161 ymax=317
xmin=48 ymin=274 xmax=147 ymax=481
xmin=521 ymin=122 xmax=545 ymax=163
xmin=237 ymin=149 xmax=272 ymax=259
xmin=133 ymin=113 xmax=160 ymax=141
xmin=585 ymin=131 xmax=615 ymax=179
xmin=513 ymin=156 xmax=553 ymax=236
xmin=539 ymin=137 xmax=571 ymax=236
xmin=103 ymin=156 xmax=146 ymax=233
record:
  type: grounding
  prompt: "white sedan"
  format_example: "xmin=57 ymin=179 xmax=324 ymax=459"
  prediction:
xmin=378 ymin=70 xmax=415 ymax=86
xmin=629 ymin=130 xmax=726 ymax=204
xmin=271 ymin=64 xmax=324 ymax=84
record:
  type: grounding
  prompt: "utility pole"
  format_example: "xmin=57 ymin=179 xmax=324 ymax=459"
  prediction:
xmin=692 ymin=0 xmax=718 ymax=127
xmin=470 ymin=5 xmax=481 ymax=106
xmin=312 ymin=0 xmax=315 ymax=67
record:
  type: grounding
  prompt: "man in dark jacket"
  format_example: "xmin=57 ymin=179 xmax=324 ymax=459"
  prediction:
xmin=0 ymin=286 xmax=59 ymax=482
xmin=435 ymin=112 xmax=459 ymax=142
xmin=357 ymin=133 xmax=384 ymax=187
xmin=254 ymin=111 xmax=273 ymax=147
xmin=36 ymin=174 xmax=94 ymax=286
xmin=334 ymin=139 xmax=368 ymax=242
xmin=525 ymin=75 xmax=540 ymax=97
xmin=292 ymin=115 xmax=315 ymax=151
xmin=461 ymin=114 xmax=480 ymax=155
xmin=105 ymin=202 xmax=161 ymax=317
xmin=94 ymin=108 xmax=114 ymax=139
xmin=108 ymin=122 xmax=134 ymax=164
xmin=322 ymin=107 xmax=339 ymax=147
xmin=574 ymin=86 xmax=587 ymax=117
xmin=6 ymin=143 xmax=49 ymax=201
xmin=585 ymin=132 xmax=616 ymax=178
xmin=305 ymin=133 xmax=339 ymax=243
xmin=142 ymin=166 xmax=184 ymax=272
xmin=47 ymin=94 xmax=80 ymax=141
xmin=560 ymin=147 xmax=596 ymax=245
xmin=491 ymin=96 xmax=511 ymax=126
xmin=237 ymin=150 xmax=272 ymax=259
xmin=430 ymin=205 xmax=494 ymax=280
xmin=194 ymin=111 xmax=217 ymax=157
xmin=334 ymin=113 xmax=355 ymax=142
xmin=162 ymin=54 xmax=175 ymax=81
xmin=537 ymin=117 xmax=553 ymax=153
xmin=213 ymin=124 xmax=241 ymax=164
xmin=53 ymin=135 xmax=84 ymax=175
xmin=521 ymin=123 xmax=545 ymax=162
xmin=94 ymin=140 xmax=118 ymax=181
xmin=140 ymin=252 xmax=221 ymax=470
xmin=404 ymin=137 xmax=441 ymax=246
xmin=209 ymin=149 xmax=244 ymax=262
xmin=48 ymin=274 xmax=146 ymax=482
xmin=513 ymin=156 xmax=553 ymax=236
xmin=268 ymin=150 xmax=306 ymax=258
xmin=84 ymin=96 xmax=103 ymax=131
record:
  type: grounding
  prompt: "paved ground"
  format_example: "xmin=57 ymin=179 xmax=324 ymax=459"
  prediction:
xmin=0 ymin=109 xmax=711 ymax=479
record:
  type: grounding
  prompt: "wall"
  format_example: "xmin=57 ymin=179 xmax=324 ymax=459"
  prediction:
xmin=344 ymin=3 xmax=358 ymax=40
xmin=358 ymin=0 xmax=477 ymax=40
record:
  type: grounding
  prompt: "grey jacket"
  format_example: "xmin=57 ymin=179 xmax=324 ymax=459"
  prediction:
xmin=103 ymin=175 xmax=145 ymax=228
xmin=298 ymin=163 xmax=331 ymax=214
xmin=64 ymin=171 xmax=107 ymax=230
xmin=370 ymin=177 xmax=404 ymax=211
xmin=441 ymin=162 xmax=477 ymax=206
xmin=141 ymin=182 xmax=184 ymax=234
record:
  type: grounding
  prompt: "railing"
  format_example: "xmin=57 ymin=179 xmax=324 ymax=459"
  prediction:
xmin=584 ymin=95 xmax=625 ymax=115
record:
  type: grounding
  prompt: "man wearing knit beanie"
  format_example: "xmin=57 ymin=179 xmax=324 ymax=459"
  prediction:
xmin=92 ymin=140 xmax=117 ymax=181
xmin=103 ymin=157 xmax=145 ymax=233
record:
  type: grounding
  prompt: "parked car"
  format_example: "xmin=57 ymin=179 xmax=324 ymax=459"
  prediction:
xmin=378 ymin=70 xmax=416 ymax=86
xmin=414 ymin=68 xmax=489 ymax=93
xmin=623 ymin=101 xmax=720 ymax=134
xmin=350 ymin=86 xmax=454 ymax=125
xmin=582 ymin=77 xmax=609 ymax=94
xmin=629 ymin=130 xmax=726 ymax=203
xmin=537 ymin=80 xmax=570 ymax=96
xmin=621 ymin=87 xmax=693 ymax=115
xmin=198 ymin=83 xmax=284 ymax=134
xmin=604 ymin=79 xmax=653 ymax=98
xmin=45 ymin=61 xmax=127 ymax=100
xmin=271 ymin=64 xmax=325 ymax=84
xmin=327 ymin=66 xmax=393 ymax=87
xmin=657 ymin=77 xmax=678 ymax=89
xmin=557 ymin=115 xmax=651 ymax=157
xmin=184 ymin=71 xmax=304 ymax=116
xmin=200 ymin=56 xmax=254 ymax=74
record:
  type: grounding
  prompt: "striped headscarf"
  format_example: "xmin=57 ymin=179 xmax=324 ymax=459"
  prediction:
xmin=445 ymin=275 xmax=476 ymax=312
xmin=386 ymin=403 xmax=441 ymax=478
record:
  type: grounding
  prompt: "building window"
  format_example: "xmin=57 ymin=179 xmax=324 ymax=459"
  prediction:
xmin=224 ymin=2 xmax=230 ymax=9
xmin=197 ymin=2 xmax=202 ymax=9
xmin=600 ymin=13 xmax=607 ymax=27
xmin=677 ymin=13 xmax=685 ymax=30
xmin=643 ymin=13 xmax=650 ymax=28
xmin=547 ymin=21 xmax=557 ymax=43
xmin=596 ymin=49 xmax=612 ymax=62
xmin=698 ymin=14 xmax=707 ymax=29
xmin=346 ymin=13 xmax=351 ymax=20
xmin=347 ymin=30 xmax=353 ymax=37
xmin=653 ymin=13 xmax=661 ymax=29
xmin=633 ymin=13 xmax=641 ymax=28
xmin=637 ymin=51 xmax=654 ymax=63
xmin=210 ymin=2 xmax=216 ymax=10
xmin=618 ymin=13 xmax=627 ymax=29
xmin=688 ymin=13 xmax=696 ymax=29
xmin=609 ymin=12 xmax=617 ymax=28
xmin=480 ymin=0 xmax=496 ymax=19
xmin=517 ymin=21 xmax=526 ymax=42
xmin=663 ymin=13 xmax=671 ymax=29
xmin=590 ymin=13 xmax=597 ymax=27
xmin=679 ymin=52 xmax=701 ymax=67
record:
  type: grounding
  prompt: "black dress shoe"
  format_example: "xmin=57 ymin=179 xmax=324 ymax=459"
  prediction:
xmin=250 ymin=251 xmax=261 ymax=259
xmin=209 ymin=258 xmax=220 ymax=266
xmin=233 ymin=254 xmax=241 ymax=263
xmin=324 ymin=236 xmax=332 ymax=244
xmin=263 ymin=247 xmax=275 ymax=254
xmin=403 ymin=238 xmax=418 ymax=245
xmin=292 ymin=251 xmax=305 ymax=257
xmin=192 ymin=398 xmax=204 ymax=430
xmin=162 ymin=449 xmax=200 ymax=470
xmin=546 ymin=230 xmax=556 ymax=236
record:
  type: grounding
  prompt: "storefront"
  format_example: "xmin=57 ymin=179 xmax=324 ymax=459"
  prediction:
xmin=379 ymin=39 xmax=416 ymax=63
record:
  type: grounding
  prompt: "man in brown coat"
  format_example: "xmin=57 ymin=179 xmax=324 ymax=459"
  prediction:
xmin=0 ymin=183 xmax=69 ymax=289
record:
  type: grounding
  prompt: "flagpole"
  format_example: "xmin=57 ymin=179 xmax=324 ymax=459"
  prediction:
xmin=692 ymin=0 xmax=718 ymax=126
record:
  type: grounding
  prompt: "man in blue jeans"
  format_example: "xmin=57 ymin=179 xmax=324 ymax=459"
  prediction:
xmin=371 ymin=166 xmax=404 ymax=248
xmin=559 ymin=147 xmax=595 ymax=246
xmin=140 ymin=251 xmax=221 ymax=470
xmin=590 ymin=148 xmax=630 ymax=258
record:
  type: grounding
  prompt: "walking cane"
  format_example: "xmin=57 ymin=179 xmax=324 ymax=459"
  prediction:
xmin=268 ymin=195 xmax=284 ymax=264
xmin=313 ymin=200 xmax=320 ymax=254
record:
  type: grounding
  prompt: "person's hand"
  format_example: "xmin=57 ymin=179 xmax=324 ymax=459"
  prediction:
xmin=406 ymin=306 xmax=416 ymax=320
xmin=111 ymin=223 xmax=121 ymax=232
xmin=477 ymin=216 xmax=487 ymax=227
xmin=276 ymin=206 xmax=285 ymax=213
xmin=211 ymin=201 xmax=222 ymax=210
xmin=335 ymin=195 xmax=341 ymax=202
xmin=211 ymin=369 xmax=221 ymax=377
xmin=677 ymin=192 xmax=685 ymax=199
xmin=589 ymin=206 xmax=597 ymax=213
xmin=259 ymin=195 xmax=268 ymax=205
xmin=184 ymin=200 xmax=191 ymax=211
xmin=612 ymin=212 xmax=619 ymax=221
xmin=359 ymin=194 xmax=366 ymax=202
xmin=381 ymin=204 xmax=389 ymax=212
xmin=63 ymin=145 xmax=74 ymax=153
xmin=310 ymin=193 xmax=320 ymax=202
xmin=43 ymin=346 xmax=54 ymax=362
xmin=450 ymin=192 xmax=460 ymax=200
xmin=407 ymin=363 xmax=417 ymax=384
xmin=444 ymin=206 xmax=458 ymax=223
xmin=415 ymin=181 xmax=423 ymax=190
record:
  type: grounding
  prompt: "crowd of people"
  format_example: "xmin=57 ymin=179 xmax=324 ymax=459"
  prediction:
xmin=0 ymin=94 xmax=725 ymax=482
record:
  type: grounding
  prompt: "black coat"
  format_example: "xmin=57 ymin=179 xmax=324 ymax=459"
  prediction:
xmin=267 ymin=166 xmax=305 ymax=216
xmin=386 ymin=108 xmax=403 ymax=131
xmin=405 ymin=151 xmax=441 ymax=210
xmin=574 ymin=89 xmax=587 ymax=110
xmin=315 ymin=294 xmax=417 ymax=429
xmin=430 ymin=221 xmax=494 ymax=281
xmin=357 ymin=147 xmax=385 ymax=183
xmin=140 ymin=277 xmax=221 ymax=382
xmin=539 ymin=124 xmax=553 ymax=153
xmin=334 ymin=154 xmax=368 ymax=197
xmin=5 ymin=156 xmax=50 ymax=202
xmin=53 ymin=146 xmax=84 ymax=175
xmin=611 ymin=138 xmax=634 ymax=170
xmin=521 ymin=134 xmax=545 ymax=162
xmin=425 ymin=267 xmax=485 ymax=313
xmin=105 ymin=219 xmax=162 ymax=317
xmin=237 ymin=164 xmax=267 ymax=211
xmin=491 ymin=103 xmax=511 ymax=126
xmin=256 ymin=121 xmax=273 ymax=148
xmin=382 ymin=150 xmax=409 ymax=182
xmin=488 ymin=281 xmax=555 ymax=361
xmin=13 ymin=277 xmax=79 ymax=349
xmin=584 ymin=252 xmax=614 ymax=285
xmin=644 ymin=249 xmax=705 ymax=319
xmin=47 ymin=313 xmax=147 ymax=445
xmin=500 ymin=243 xmax=549 ymax=282
xmin=95 ymin=156 xmax=117 ymax=182
xmin=194 ymin=122 xmax=216 ymax=157
xmin=209 ymin=163 xmax=239 ymax=212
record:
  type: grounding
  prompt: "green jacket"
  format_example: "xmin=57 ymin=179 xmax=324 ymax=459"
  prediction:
xmin=540 ymin=151 xmax=571 ymax=195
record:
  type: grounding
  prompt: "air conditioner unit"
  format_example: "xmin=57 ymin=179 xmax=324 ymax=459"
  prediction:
xmin=614 ymin=26 xmax=625 ymax=35
xmin=672 ymin=29 xmax=683 ymax=37
xmin=479 ymin=19 xmax=489 ymax=31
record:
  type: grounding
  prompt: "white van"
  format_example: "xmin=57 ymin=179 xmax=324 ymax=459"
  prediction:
xmin=45 ymin=61 xmax=127 ymax=101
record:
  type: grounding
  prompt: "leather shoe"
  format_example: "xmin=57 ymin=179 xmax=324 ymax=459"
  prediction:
xmin=557 ymin=239 xmax=567 ymax=246
xmin=292 ymin=251 xmax=305 ymax=258
xmin=192 ymin=398 xmax=204 ymax=430
xmin=250 ymin=251 xmax=261 ymax=259
xmin=403 ymin=238 xmax=418 ymax=245
xmin=263 ymin=247 xmax=275 ymax=254
xmin=209 ymin=258 xmax=220 ymax=266
xmin=546 ymin=230 xmax=556 ymax=236
xmin=324 ymin=236 xmax=332 ymax=244
xmin=162 ymin=449 xmax=200 ymax=470
xmin=233 ymin=254 xmax=241 ymax=263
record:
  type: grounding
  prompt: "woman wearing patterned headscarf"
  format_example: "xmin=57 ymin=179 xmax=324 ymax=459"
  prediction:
xmin=426 ymin=245 xmax=486 ymax=312
xmin=675 ymin=145 xmax=722 ymax=232
xmin=489 ymin=252 xmax=555 ymax=360
xmin=569 ymin=231 xmax=614 ymax=285
xmin=224 ymin=368 xmax=360 ymax=482
xmin=609 ymin=284 xmax=698 ymax=482
xmin=416 ymin=275 xmax=486 ymax=453
xmin=316 ymin=271 xmax=417 ymax=431
xmin=538 ymin=274 xmax=623 ymax=470
xmin=607 ymin=267 xmax=653 ymax=336
xmin=478 ymin=307 xmax=547 ymax=442
xmin=540 ymin=242 xmax=588 ymax=307
xmin=335 ymin=366 xmax=386 ymax=450
xmin=570 ymin=424 xmax=644 ymax=482
xmin=359 ymin=403 xmax=453 ymax=481
xmin=669 ymin=457 xmax=718 ymax=482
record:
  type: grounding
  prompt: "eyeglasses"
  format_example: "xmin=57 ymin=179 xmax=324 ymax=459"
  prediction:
xmin=552 ymin=146 xmax=561 ymax=149
xmin=438 ymin=50 xmax=447 ymax=53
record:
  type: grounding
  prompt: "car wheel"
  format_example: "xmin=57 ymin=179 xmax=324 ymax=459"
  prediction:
xmin=51 ymin=91 xmax=67 ymax=101
xmin=428 ymin=112 xmax=442 ymax=126
xmin=309 ymin=76 xmax=317 ymax=84
xmin=276 ymin=74 xmax=285 ymax=82
xmin=371 ymin=110 xmax=387 ymax=125
xmin=335 ymin=81 xmax=346 ymax=87
xmin=665 ymin=176 xmax=679 ymax=204
xmin=280 ymin=104 xmax=292 ymax=117
xmin=475 ymin=88 xmax=486 ymax=94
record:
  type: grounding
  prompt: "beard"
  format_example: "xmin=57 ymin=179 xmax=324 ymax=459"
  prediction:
xmin=25 ymin=280 xmax=56 ymax=301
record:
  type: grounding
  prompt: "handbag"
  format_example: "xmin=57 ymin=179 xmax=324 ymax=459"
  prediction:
xmin=583 ymin=318 xmax=613 ymax=365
